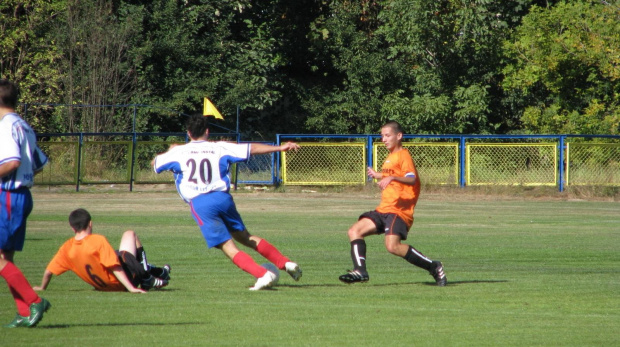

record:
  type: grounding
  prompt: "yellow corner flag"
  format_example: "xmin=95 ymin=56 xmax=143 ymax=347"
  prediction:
xmin=203 ymin=97 xmax=224 ymax=119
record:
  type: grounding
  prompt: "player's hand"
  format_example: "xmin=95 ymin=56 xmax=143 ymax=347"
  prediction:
xmin=377 ymin=176 xmax=394 ymax=190
xmin=129 ymin=287 xmax=147 ymax=294
xmin=280 ymin=142 xmax=300 ymax=152
xmin=367 ymin=167 xmax=381 ymax=179
xmin=33 ymin=286 xmax=45 ymax=291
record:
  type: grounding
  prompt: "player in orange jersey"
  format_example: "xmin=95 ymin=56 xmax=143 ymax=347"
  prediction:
xmin=339 ymin=120 xmax=447 ymax=286
xmin=34 ymin=208 xmax=170 ymax=293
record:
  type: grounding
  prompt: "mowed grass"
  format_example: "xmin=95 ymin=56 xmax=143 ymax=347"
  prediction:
xmin=1 ymin=188 xmax=619 ymax=346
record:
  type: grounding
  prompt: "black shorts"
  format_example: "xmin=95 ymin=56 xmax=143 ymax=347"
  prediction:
xmin=359 ymin=211 xmax=410 ymax=240
xmin=116 ymin=250 xmax=145 ymax=288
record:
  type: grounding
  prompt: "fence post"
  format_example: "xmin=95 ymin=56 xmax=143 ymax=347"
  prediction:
xmin=130 ymin=132 xmax=137 ymax=192
xmin=459 ymin=136 xmax=466 ymax=187
xmin=275 ymin=134 xmax=281 ymax=186
xmin=76 ymin=133 xmax=83 ymax=192
xmin=558 ymin=136 xmax=565 ymax=192
xmin=366 ymin=135 xmax=373 ymax=171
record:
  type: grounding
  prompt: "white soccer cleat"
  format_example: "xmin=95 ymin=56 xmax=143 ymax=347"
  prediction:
xmin=284 ymin=262 xmax=302 ymax=281
xmin=249 ymin=270 xmax=277 ymax=291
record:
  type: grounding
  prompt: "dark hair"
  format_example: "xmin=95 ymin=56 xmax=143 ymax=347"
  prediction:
xmin=382 ymin=120 xmax=404 ymax=135
xmin=69 ymin=208 xmax=91 ymax=232
xmin=185 ymin=114 xmax=209 ymax=139
xmin=0 ymin=79 xmax=19 ymax=109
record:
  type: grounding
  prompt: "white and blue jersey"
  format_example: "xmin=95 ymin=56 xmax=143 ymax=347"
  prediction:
xmin=153 ymin=141 xmax=250 ymax=203
xmin=1 ymin=112 xmax=47 ymax=251
xmin=0 ymin=113 xmax=48 ymax=191
xmin=154 ymin=140 xmax=251 ymax=248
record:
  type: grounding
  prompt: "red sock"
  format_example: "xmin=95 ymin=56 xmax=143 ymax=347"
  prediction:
xmin=256 ymin=240 xmax=290 ymax=269
xmin=1 ymin=262 xmax=40 ymax=316
xmin=232 ymin=251 xmax=267 ymax=278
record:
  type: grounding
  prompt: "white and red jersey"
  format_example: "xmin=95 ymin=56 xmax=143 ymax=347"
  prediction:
xmin=153 ymin=141 xmax=250 ymax=202
xmin=0 ymin=113 xmax=48 ymax=190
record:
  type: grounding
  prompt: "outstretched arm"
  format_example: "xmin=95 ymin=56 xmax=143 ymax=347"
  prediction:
xmin=111 ymin=265 xmax=146 ymax=294
xmin=250 ymin=142 xmax=300 ymax=155
xmin=33 ymin=270 xmax=54 ymax=291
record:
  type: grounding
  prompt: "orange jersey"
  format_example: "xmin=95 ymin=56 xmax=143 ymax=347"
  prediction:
xmin=46 ymin=234 xmax=125 ymax=291
xmin=375 ymin=148 xmax=420 ymax=227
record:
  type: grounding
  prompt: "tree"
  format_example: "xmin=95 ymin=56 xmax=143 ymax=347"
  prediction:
xmin=503 ymin=0 xmax=620 ymax=135
xmin=49 ymin=0 xmax=143 ymax=133
xmin=303 ymin=0 xmax=533 ymax=135
xmin=0 ymin=0 xmax=65 ymax=132
xmin=128 ymin=0 xmax=293 ymax=137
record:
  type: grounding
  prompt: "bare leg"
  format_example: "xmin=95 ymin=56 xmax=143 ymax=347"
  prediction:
xmin=118 ymin=230 xmax=138 ymax=256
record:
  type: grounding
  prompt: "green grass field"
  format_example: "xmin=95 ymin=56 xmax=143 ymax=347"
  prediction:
xmin=2 ymin=188 xmax=618 ymax=346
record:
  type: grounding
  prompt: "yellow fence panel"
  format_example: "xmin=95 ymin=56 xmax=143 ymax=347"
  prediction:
xmin=566 ymin=143 xmax=620 ymax=186
xmin=373 ymin=143 xmax=459 ymax=185
xmin=35 ymin=141 xmax=79 ymax=185
xmin=466 ymin=143 xmax=557 ymax=186
xmin=80 ymin=141 xmax=133 ymax=184
xmin=282 ymin=143 xmax=366 ymax=185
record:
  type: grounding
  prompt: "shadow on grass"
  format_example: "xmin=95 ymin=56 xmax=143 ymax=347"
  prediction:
xmin=42 ymin=322 xmax=202 ymax=329
xmin=277 ymin=279 xmax=508 ymax=288
xmin=423 ymin=279 xmax=509 ymax=286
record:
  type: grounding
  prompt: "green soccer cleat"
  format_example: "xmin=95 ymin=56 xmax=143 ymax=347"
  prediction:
xmin=28 ymin=298 xmax=52 ymax=327
xmin=4 ymin=314 xmax=30 ymax=328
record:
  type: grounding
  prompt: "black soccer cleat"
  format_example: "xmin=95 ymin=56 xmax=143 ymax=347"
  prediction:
xmin=339 ymin=270 xmax=369 ymax=284
xmin=160 ymin=264 xmax=171 ymax=281
xmin=141 ymin=276 xmax=169 ymax=290
xmin=430 ymin=261 xmax=447 ymax=287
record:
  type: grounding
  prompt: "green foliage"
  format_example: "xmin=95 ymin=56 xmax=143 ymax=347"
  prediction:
xmin=0 ymin=0 xmax=66 ymax=132
xmin=1 ymin=0 xmax=619 ymax=137
xmin=503 ymin=0 xmax=620 ymax=135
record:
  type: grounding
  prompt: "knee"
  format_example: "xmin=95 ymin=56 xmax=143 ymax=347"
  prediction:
xmin=384 ymin=243 xmax=400 ymax=255
xmin=123 ymin=230 xmax=136 ymax=239
xmin=347 ymin=228 xmax=361 ymax=240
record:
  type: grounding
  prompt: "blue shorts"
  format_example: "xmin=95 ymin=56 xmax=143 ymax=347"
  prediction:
xmin=0 ymin=188 xmax=33 ymax=251
xmin=189 ymin=191 xmax=246 ymax=248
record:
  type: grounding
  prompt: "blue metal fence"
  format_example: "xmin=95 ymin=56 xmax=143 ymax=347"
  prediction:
xmin=35 ymin=132 xmax=618 ymax=192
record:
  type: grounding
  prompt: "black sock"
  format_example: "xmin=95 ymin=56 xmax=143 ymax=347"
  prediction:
xmin=350 ymin=239 xmax=367 ymax=274
xmin=403 ymin=246 xmax=433 ymax=271
xmin=136 ymin=246 xmax=149 ymax=271
xmin=149 ymin=266 xmax=165 ymax=278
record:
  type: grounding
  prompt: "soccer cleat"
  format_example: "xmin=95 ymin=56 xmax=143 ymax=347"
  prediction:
xmin=28 ymin=297 xmax=51 ymax=327
xmin=338 ymin=270 xmax=369 ymax=284
xmin=430 ymin=261 xmax=447 ymax=287
xmin=3 ymin=314 xmax=29 ymax=328
xmin=249 ymin=270 xmax=277 ymax=291
xmin=142 ymin=276 xmax=169 ymax=290
xmin=160 ymin=264 xmax=171 ymax=281
xmin=284 ymin=262 xmax=302 ymax=281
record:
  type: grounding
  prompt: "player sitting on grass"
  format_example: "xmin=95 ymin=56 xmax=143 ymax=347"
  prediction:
xmin=152 ymin=114 xmax=302 ymax=291
xmin=339 ymin=120 xmax=447 ymax=286
xmin=34 ymin=208 xmax=170 ymax=293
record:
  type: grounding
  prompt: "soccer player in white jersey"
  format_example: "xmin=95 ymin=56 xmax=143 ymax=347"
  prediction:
xmin=0 ymin=79 xmax=51 ymax=327
xmin=152 ymin=114 xmax=302 ymax=290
